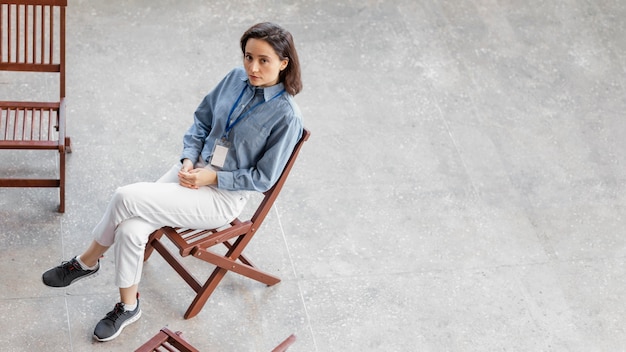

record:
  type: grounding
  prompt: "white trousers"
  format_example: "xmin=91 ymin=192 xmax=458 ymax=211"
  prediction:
xmin=91 ymin=163 xmax=251 ymax=288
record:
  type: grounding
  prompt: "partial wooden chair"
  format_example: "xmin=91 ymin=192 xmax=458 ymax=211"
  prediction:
xmin=0 ymin=0 xmax=71 ymax=212
xmin=271 ymin=334 xmax=297 ymax=352
xmin=144 ymin=128 xmax=310 ymax=319
xmin=134 ymin=328 xmax=199 ymax=352
xmin=134 ymin=328 xmax=296 ymax=352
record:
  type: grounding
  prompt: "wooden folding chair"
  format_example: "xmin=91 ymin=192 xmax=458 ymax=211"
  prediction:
xmin=0 ymin=0 xmax=71 ymax=212
xmin=144 ymin=128 xmax=310 ymax=319
xmin=135 ymin=328 xmax=296 ymax=352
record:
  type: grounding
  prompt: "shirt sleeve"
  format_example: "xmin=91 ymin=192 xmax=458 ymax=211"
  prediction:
xmin=180 ymin=94 xmax=214 ymax=163
xmin=180 ymin=69 xmax=239 ymax=163
xmin=216 ymin=113 xmax=303 ymax=192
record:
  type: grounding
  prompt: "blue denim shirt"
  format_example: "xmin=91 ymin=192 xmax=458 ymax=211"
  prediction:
xmin=181 ymin=67 xmax=303 ymax=192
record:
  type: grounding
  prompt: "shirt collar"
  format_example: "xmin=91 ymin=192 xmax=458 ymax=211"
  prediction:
xmin=241 ymin=76 xmax=286 ymax=101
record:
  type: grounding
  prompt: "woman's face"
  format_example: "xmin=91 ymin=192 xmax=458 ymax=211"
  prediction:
xmin=244 ymin=38 xmax=288 ymax=88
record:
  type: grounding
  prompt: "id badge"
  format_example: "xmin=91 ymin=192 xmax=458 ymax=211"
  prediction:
xmin=210 ymin=138 xmax=230 ymax=168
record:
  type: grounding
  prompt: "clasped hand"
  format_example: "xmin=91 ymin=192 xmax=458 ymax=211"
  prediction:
xmin=178 ymin=159 xmax=217 ymax=189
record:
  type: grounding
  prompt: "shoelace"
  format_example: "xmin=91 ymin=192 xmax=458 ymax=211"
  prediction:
xmin=60 ymin=260 xmax=81 ymax=274
xmin=104 ymin=303 xmax=126 ymax=322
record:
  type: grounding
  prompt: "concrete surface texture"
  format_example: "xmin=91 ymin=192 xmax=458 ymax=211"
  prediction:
xmin=1 ymin=0 xmax=626 ymax=351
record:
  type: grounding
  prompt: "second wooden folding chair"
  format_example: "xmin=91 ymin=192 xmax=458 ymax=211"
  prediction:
xmin=0 ymin=0 xmax=72 ymax=212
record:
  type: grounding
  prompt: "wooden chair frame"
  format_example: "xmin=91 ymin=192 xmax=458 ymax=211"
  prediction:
xmin=135 ymin=328 xmax=296 ymax=352
xmin=144 ymin=128 xmax=310 ymax=319
xmin=0 ymin=0 xmax=71 ymax=212
xmin=134 ymin=328 xmax=200 ymax=352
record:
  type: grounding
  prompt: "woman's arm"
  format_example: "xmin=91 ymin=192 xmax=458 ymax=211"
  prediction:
xmin=180 ymin=68 xmax=241 ymax=164
xmin=180 ymin=96 xmax=214 ymax=164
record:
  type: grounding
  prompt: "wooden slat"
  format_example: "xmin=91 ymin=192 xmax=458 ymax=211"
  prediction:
xmin=46 ymin=107 xmax=52 ymax=139
xmin=25 ymin=4 xmax=29 ymax=63
xmin=0 ymin=140 xmax=59 ymax=148
xmin=0 ymin=1 xmax=67 ymax=6
xmin=6 ymin=3 xmax=11 ymax=62
xmin=0 ymin=63 xmax=60 ymax=71
xmin=48 ymin=4 xmax=52 ymax=63
xmin=30 ymin=3 xmax=35 ymax=62
xmin=0 ymin=101 xmax=59 ymax=108
xmin=1 ymin=5 xmax=3 ymax=61
xmin=0 ymin=178 xmax=60 ymax=187
xmin=39 ymin=2 xmax=43 ymax=63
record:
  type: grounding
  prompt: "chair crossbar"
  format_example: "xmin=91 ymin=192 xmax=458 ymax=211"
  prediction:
xmin=0 ymin=178 xmax=58 ymax=186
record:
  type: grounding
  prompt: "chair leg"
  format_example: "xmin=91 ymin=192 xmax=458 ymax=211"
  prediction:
xmin=58 ymin=137 xmax=71 ymax=213
xmin=150 ymin=237 xmax=203 ymax=293
xmin=184 ymin=266 xmax=228 ymax=319
xmin=183 ymin=234 xmax=279 ymax=318
xmin=58 ymin=146 xmax=66 ymax=213
xmin=144 ymin=229 xmax=165 ymax=261
xmin=149 ymin=236 xmax=216 ymax=319
xmin=65 ymin=137 xmax=72 ymax=153
xmin=271 ymin=334 xmax=297 ymax=352
xmin=182 ymin=248 xmax=280 ymax=319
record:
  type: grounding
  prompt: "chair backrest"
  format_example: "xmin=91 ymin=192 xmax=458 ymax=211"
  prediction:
xmin=0 ymin=0 xmax=67 ymax=98
xmin=249 ymin=128 xmax=310 ymax=229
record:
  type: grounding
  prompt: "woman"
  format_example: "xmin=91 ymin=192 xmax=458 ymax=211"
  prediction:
xmin=42 ymin=22 xmax=303 ymax=342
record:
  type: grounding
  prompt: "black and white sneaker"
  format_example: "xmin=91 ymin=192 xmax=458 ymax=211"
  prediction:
xmin=42 ymin=257 xmax=99 ymax=287
xmin=93 ymin=298 xmax=142 ymax=342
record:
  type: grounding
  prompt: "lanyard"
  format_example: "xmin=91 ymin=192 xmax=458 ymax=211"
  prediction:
xmin=224 ymin=85 xmax=285 ymax=138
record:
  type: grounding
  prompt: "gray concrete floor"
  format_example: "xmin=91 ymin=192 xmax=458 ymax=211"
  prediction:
xmin=1 ymin=0 xmax=626 ymax=351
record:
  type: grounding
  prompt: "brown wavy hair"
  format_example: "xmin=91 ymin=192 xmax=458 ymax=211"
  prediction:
xmin=241 ymin=22 xmax=302 ymax=96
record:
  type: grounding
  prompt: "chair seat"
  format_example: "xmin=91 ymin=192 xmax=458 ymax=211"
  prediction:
xmin=0 ymin=100 xmax=69 ymax=209
xmin=0 ymin=101 xmax=63 ymax=149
